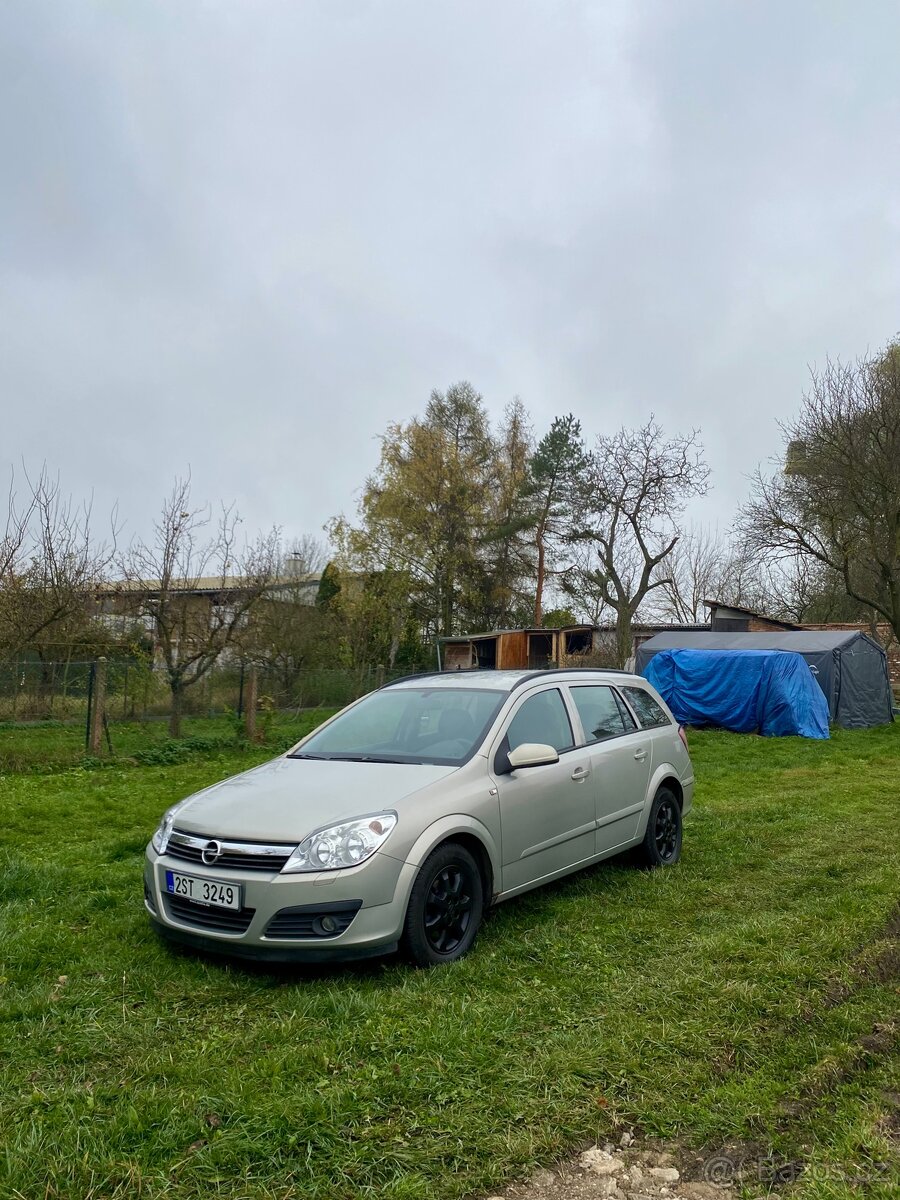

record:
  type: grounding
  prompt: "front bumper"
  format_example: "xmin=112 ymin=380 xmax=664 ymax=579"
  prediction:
xmin=144 ymin=846 xmax=413 ymax=963
xmin=150 ymin=918 xmax=398 ymax=963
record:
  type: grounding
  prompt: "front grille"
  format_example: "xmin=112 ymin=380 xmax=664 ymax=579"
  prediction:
xmin=143 ymin=879 xmax=157 ymax=914
xmin=166 ymin=830 xmax=294 ymax=873
xmin=163 ymin=893 xmax=255 ymax=934
xmin=264 ymin=900 xmax=363 ymax=940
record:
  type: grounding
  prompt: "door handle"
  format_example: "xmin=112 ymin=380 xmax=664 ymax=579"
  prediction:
xmin=633 ymin=749 xmax=648 ymax=762
xmin=570 ymin=766 xmax=590 ymax=781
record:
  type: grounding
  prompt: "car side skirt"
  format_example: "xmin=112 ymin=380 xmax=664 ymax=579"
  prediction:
xmin=492 ymin=837 xmax=642 ymax=904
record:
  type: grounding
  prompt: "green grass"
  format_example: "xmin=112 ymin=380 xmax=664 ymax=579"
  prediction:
xmin=0 ymin=710 xmax=337 ymax=773
xmin=1 ymin=724 xmax=898 ymax=1199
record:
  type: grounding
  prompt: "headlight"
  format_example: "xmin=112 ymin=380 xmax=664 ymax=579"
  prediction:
xmin=151 ymin=806 xmax=180 ymax=854
xmin=281 ymin=812 xmax=397 ymax=873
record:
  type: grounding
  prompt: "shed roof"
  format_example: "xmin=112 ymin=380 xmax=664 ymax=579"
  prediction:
xmin=638 ymin=630 xmax=878 ymax=653
xmin=702 ymin=599 xmax=798 ymax=628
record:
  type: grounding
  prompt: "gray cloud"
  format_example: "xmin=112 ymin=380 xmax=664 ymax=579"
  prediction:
xmin=1 ymin=0 xmax=898 ymax=546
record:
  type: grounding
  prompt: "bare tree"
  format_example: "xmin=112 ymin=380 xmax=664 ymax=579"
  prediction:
xmin=0 ymin=475 xmax=32 ymax=585
xmin=739 ymin=342 xmax=900 ymax=643
xmin=0 ymin=467 xmax=111 ymax=658
xmin=239 ymin=535 xmax=330 ymax=696
xmin=648 ymin=524 xmax=834 ymax=626
xmin=120 ymin=478 xmax=278 ymax=736
xmin=559 ymin=543 xmax=612 ymax=626
xmin=572 ymin=418 xmax=710 ymax=665
xmin=653 ymin=524 xmax=724 ymax=623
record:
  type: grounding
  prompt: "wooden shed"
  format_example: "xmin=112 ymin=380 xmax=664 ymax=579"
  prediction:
xmin=439 ymin=625 xmax=606 ymax=672
xmin=439 ymin=630 xmax=529 ymax=671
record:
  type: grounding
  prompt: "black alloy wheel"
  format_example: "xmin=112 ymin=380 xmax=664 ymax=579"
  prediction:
xmin=424 ymin=864 xmax=473 ymax=954
xmin=401 ymin=842 xmax=484 ymax=966
xmin=654 ymin=795 xmax=680 ymax=862
xmin=636 ymin=786 xmax=683 ymax=868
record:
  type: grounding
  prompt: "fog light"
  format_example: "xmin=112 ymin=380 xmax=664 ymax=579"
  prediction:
xmin=319 ymin=915 xmax=338 ymax=934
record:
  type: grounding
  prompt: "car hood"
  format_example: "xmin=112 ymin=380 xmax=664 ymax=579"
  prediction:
xmin=172 ymin=756 xmax=459 ymax=842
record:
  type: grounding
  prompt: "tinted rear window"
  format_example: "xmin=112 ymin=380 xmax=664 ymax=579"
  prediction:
xmin=570 ymin=685 xmax=637 ymax=743
xmin=621 ymin=686 xmax=671 ymax=729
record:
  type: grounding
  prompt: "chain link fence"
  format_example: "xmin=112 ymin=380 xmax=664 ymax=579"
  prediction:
xmin=0 ymin=659 xmax=424 ymax=726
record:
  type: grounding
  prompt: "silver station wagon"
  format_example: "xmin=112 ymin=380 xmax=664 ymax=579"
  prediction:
xmin=145 ymin=669 xmax=694 ymax=966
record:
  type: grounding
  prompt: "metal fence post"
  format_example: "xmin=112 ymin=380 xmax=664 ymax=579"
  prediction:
xmin=88 ymin=658 xmax=107 ymax=756
xmin=244 ymin=664 xmax=258 ymax=741
xmin=85 ymin=662 xmax=95 ymax=751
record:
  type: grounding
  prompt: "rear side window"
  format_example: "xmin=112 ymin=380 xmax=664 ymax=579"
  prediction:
xmin=507 ymin=688 xmax=574 ymax=753
xmin=622 ymin=686 xmax=671 ymax=729
xmin=570 ymin=685 xmax=637 ymax=743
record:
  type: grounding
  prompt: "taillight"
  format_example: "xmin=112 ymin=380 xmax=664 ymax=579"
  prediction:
xmin=678 ymin=725 xmax=689 ymax=751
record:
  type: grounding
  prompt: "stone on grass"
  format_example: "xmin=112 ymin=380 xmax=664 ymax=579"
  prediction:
xmin=678 ymin=1183 xmax=730 ymax=1199
xmin=647 ymin=1165 xmax=680 ymax=1184
xmin=529 ymin=1168 xmax=556 ymax=1188
xmin=646 ymin=1152 xmax=676 ymax=1167
xmin=579 ymin=1148 xmax=625 ymax=1176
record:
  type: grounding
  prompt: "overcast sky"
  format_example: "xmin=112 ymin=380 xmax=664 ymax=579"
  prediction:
xmin=2 ymin=0 xmax=898 ymax=552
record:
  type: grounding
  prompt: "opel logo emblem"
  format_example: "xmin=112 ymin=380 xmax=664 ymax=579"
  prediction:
xmin=201 ymin=839 xmax=223 ymax=865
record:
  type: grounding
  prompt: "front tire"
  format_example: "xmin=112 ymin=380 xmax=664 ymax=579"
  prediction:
xmin=636 ymin=787 xmax=682 ymax=868
xmin=401 ymin=842 xmax=484 ymax=966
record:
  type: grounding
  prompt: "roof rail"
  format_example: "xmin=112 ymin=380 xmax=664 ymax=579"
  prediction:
xmin=508 ymin=666 xmax=632 ymax=691
xmin=379 ymin=670 xmax=450 ymax=688
xmin=381 ymin=665 xmax=635 ymax=691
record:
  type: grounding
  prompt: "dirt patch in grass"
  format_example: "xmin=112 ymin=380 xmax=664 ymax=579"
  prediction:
xmin=879 ymin=1091 xmax=900 ymax=1144
xmin=821 ymin=899 xmax=900 ymax=1007
xmin=474 ymin=1135 xmax=806 ymax=1200
xmin=488 ymin=900 xmax=900 ymax=1200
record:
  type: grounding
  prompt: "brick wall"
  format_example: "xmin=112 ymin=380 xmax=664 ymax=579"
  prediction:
xmin=747 ymin=616 xmax=795 ymax=632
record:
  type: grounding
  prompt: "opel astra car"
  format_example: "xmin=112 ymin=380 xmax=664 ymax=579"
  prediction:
xmin=145 ymin=669 xmax=694 ymax=966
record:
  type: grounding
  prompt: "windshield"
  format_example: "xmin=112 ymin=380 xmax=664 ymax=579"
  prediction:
xmin=290 ymin=687 xmax=504 ymax=765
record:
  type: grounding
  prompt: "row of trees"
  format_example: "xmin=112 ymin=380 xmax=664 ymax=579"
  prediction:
xmin=3 ymin=337 xmax=898 ymax=731
xmin=332 ymin=339 xmax=900 ymax=664
xmin=327 ymin=384 xmax=714 ymax=667
xmin=327 ymin=339 xmax=900 ymax=669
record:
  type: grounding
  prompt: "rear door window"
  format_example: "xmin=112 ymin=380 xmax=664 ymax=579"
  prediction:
xmin=621 ymin=686 xmax=671 ymax=729
xmin=570 ymin=685 xmax=637 ymax=743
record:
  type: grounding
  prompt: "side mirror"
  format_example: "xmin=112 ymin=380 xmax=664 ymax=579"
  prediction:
xmin=507 ymin=742 xmax=560 ymax=770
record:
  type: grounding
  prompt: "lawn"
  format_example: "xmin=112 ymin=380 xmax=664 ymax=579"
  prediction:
xmin=1 ymin=721 xmax=898 ymax=1199
xmin=0 ymin=710 xmax=337 ymax=774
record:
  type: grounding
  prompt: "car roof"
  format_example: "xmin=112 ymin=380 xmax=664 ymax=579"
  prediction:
xmin=385 ymin=668 xmax=646 ymax=693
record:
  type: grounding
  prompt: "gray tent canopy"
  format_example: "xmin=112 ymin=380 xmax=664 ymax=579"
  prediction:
xmin=635 ymin=630 xmax=893 ymax=729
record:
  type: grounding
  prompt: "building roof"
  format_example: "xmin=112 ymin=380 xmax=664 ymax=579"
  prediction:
xmin=438 ymin=622 xmax=710 ymax=644
xmin=637 ymin=629 xmax=881 ymax=653
xmin=97 ymin=573 xmax=320 ymax=597
xmin=702 ymin=598 xmax=798 ymax=628
xmin=438 ymin=625 xmax=596 ymax=643
xmin=630 ymin=622 xmax=710 ymax=633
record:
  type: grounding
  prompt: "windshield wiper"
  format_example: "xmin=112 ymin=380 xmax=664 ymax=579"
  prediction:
xmin=324 ymin=754 xmax=409 ymax=764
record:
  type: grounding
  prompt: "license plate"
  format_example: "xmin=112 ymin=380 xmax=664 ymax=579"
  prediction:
xmin=165 ymin=870 xmax=242 ymax=911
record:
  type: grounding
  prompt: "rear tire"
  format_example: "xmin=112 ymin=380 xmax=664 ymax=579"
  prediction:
xmin=636 ymin=787 xmax=682 ymax=868
xmin=401 ymin=842 xmax=484 ymax=966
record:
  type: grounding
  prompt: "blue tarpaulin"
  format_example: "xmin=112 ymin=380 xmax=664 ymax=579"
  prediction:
xmin=643 ymin=648 xmax=830 ymax=739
